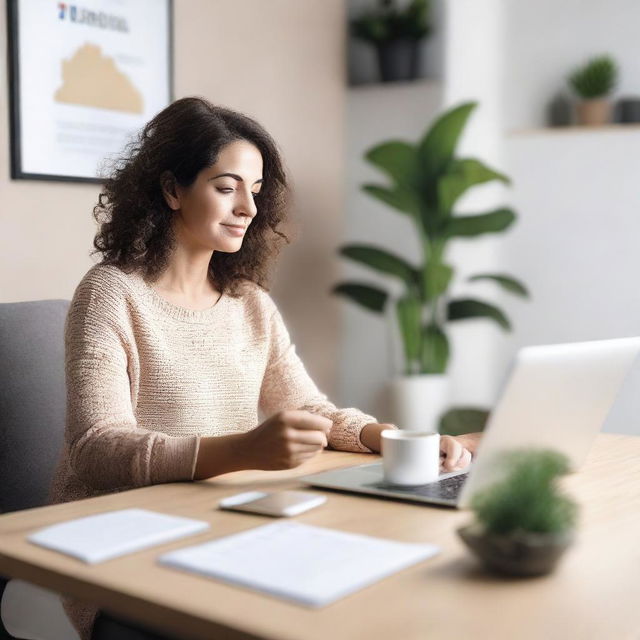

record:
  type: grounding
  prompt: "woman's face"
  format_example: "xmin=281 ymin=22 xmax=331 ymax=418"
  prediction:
xmin=167 ymin=140 xmax=263 ymax=253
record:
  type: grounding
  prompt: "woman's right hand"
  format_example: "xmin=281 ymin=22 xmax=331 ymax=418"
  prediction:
xmin=242 ymin=410 xmax=332 ymax=470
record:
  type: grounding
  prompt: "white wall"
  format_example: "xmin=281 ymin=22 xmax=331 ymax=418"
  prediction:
xmin=503 ymin=129 xmax=640 ymax=346
xmin=440 ymin=0 xmax=513 ymax=407
xmin=502 ymin=129 xmax=640 ymax=433
xmin=504 ymin=0 xmax=640 ymax=130
xmin=499 ymin=1 xmax=640 ymax=434
xmin=342 ymin=0 xmax=640 ymax=434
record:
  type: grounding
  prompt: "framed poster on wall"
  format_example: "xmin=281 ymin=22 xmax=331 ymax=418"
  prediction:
xmin=6 ymin=0 xmax=173 ymax=183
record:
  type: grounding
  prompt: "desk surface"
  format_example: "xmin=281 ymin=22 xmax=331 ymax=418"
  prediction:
xmin=0 ymin=433 xmax=639 ymax=640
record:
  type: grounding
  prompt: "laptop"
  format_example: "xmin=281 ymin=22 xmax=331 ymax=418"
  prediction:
xmin=302 ymin=337 xmax=640 ymax=508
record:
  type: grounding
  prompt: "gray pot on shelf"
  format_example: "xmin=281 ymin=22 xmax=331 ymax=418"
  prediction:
xmin=615 ymin=97 xmax=640 ymax=123
xmin=547 ymin=92 xmax=573 ymax=127
xmin=457 ymin=523 xmax=574 ymax=577
xmin=376 ymin=38 xmax=420 ymax=82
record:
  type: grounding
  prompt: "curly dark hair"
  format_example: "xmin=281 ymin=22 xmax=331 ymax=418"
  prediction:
xmin=93 ymin=96 xmax=290 ymax=296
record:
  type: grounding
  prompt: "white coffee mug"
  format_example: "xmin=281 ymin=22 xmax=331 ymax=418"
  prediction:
xmin=381 ymin=430 xmax=440 ymax=486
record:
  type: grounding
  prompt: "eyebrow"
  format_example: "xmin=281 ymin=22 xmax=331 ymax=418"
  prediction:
xmin=210 ymin=172 xmax=263 ymax=185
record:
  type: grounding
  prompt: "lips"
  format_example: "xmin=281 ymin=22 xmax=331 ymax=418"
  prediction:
xmin=221 ymin=224 xmax=247 ymax=237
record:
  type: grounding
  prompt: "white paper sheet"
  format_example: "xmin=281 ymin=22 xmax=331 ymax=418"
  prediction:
xmin=27 ymin=508 xmax=210 ymax=564
xmin=159 ymin=521 xmax=439 ymax=607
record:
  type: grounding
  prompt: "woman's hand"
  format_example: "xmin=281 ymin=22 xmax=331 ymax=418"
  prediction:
xmin=193 ymin=410 xmax=331 ymax=480
xmin=241 ymin=410 xmax=332 ymax=470
xmin=440 ymin=433 xmax=482 ymax=471
xmin=359 ymin=423 xmax=396 ymax=451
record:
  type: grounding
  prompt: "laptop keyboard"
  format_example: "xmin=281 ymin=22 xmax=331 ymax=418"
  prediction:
xmin=377 ymin=472 xmax=469 ymax=501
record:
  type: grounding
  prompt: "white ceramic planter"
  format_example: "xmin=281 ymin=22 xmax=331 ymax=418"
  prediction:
xmin=390 ymin=374 xmax=450 ymax=432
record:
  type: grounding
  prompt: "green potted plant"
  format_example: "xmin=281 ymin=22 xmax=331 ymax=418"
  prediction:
xmin=568 ymin=54 xmax=618 ymax=126
xmin=458 ymin=449 xmax=578 ymax=576
xmin=350 ymin=0 xmax=431 ymax=82
xmin=333 ymin=101 xmax=528 ymax=430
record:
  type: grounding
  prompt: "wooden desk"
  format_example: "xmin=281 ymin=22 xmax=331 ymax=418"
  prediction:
xmin=0 ymin=434 xmax=638 ymax=640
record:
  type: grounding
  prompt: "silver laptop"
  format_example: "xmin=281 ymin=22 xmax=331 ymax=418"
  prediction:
xmin=303 ymin=337 xmax=640 ymax=508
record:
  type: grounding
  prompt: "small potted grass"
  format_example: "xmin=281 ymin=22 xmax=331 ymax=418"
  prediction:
xmin=458 ymin=449 xmax=578 ymax=576
xmin=568 ymin=54 xmax=618 ymax=126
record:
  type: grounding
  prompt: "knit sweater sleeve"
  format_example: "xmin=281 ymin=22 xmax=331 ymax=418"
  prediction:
xmin=64 ymin=268 xmax=199 ymax=491
xmin=258 ymin=298 xmax=376 ymax=453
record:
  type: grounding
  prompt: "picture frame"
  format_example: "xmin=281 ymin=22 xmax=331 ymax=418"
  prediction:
xmin=6 ymin=0 xmax=173 ymax=183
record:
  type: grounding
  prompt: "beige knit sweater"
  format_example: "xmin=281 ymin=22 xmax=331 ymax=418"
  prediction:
xmin=49 ymin=264 xmax=377 ymax=639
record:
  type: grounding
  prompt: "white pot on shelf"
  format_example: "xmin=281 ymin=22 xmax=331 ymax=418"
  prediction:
xmin=389 ymin=374 xmax=450 ymax=432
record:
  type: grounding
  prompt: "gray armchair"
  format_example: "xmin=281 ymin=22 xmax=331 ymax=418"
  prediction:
xmin=0 ymin=300 xmax=179 ymax=640
xmin=0 ymin=299 xmax=78 ymax=640
xmin=0 ymin=300 xmax=68 ymax=513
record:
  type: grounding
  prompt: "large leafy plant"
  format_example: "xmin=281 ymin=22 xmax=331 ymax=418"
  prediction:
xmin=334 ymin=101 xmax=529 ymax=376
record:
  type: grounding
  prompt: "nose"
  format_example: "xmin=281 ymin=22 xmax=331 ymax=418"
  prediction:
xmin=233 ymin=188 xmax=257 ymax=220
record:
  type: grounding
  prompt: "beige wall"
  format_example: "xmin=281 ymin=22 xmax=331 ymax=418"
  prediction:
xmin=0 ymin=0 xmax=346 ymax=395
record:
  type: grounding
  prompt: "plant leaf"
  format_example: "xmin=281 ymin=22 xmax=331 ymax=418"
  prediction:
xmin=340 ymin=245 xmax=417 ymax=285
xmin=443 ymin=208 xmax=516 ymax=238
xmin=332 ymin=283 xmax=388 ymax=313
xmin=439 ymin=407 xmax=490 ymax=436
xmin=448 ymin=298 xmax=511 ymax=331
xmin=417 ymin=102 xmax=478 ymax=182
xmin=364 ymin=140 xmax=421 ymax=190
xmin=421 ymin=261 xmax=453 ymax=301
xmin=437 ymin=158 xmax=511 ymax=215
xmin=362 ymin=184 xmax=421 ymax=217
xmin=419 ymin=204 xmax=440 ymax=235
xmin=468 ymin=273 xmax=530 ymax=298
xmin=420 ymin=323 xmax=449 ymax=374
xmin=396 ymin=295 xmax=422 ymax=367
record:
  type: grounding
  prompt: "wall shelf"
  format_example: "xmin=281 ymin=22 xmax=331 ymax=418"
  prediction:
xmin=348 ymin=78 xmax=441 ymax=93
xmin=507 ymin=123 xmax=640 ymax=138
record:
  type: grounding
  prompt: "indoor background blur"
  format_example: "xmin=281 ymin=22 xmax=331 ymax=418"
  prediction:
xmin=2 ymin=0 xmax=638 ymax=435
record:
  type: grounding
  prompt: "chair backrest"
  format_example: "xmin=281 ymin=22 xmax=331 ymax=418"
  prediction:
xmin=0 ymin=300 xmax=69 ymax=513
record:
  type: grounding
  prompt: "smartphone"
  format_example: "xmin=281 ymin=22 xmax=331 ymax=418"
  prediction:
xmin=218 ymin=490 xmax=327 ymax=517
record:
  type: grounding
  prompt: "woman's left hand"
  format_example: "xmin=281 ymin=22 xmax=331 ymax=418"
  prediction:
xmin=440 ymin=433 xmax=482 ymax=472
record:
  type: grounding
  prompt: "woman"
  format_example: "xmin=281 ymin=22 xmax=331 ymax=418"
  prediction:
xmin=50 ymin=97 xmax=480 ymax=639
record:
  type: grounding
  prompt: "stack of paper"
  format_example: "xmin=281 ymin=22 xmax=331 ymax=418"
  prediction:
xmin=159 ymin=521 xmax=439 ymax=607
xmin=28 ymin=508 xmax=210 ymax=564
